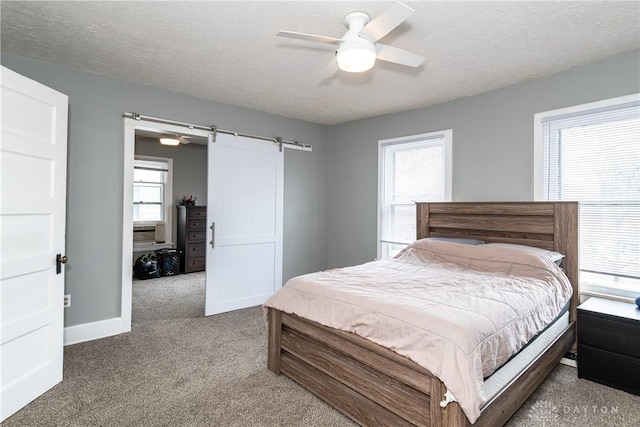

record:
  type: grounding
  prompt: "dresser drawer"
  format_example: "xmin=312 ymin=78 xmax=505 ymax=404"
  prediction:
xmin=184 ymin=256 xmax=205 ymax=273
xmin=186 ymin=242 xmax=206 ymax=255
xmin=187 ymin=230 xmax=206 ymax=242
xmin=578 ymin=313 xmax=640 ymax=359
xmin=187 ymin=208 xmax=206 ymax=219
xmin=187 ymin=219 xmax=206 ymax=230
xmin=578 ymin=344 xmax=640 ymax=396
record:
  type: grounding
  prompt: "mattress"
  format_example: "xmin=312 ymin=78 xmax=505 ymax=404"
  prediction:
xmin=264 ymin=239 xmax=573 ymax=422
xmin=482 ymin=310 xmax=569 ymax=407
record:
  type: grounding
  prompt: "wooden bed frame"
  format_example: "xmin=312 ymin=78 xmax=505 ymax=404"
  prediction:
xmin=267 ymin=202 xmax=578 ymax=426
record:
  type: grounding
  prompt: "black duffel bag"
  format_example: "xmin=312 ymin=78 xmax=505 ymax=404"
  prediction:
xmin=134 ymin=253 xmax=160 ymax=280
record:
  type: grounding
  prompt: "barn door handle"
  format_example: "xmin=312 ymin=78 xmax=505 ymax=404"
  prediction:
xmin=209 ymin=222 xmax=215 ymax=248
xmin=56 ymin=254 xmax=68 ymax=274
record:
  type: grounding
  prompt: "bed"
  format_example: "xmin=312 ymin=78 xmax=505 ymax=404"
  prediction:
xmin=265 ymin=202 xmax=578 ymax=426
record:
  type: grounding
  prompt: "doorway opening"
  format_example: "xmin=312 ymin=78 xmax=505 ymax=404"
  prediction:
xmin=122 ymin=118 xmax=284 ymax=332
xmin=122 ymin=116 xmax=285 ymax=333
xmin=122 ymin=119 xmax=212 ymax=331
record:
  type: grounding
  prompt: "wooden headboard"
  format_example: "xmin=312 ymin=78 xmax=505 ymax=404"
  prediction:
xmin=417 ymin=202 xmax=579 ymax=322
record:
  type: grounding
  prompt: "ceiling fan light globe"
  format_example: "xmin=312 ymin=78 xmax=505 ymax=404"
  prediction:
xmin=159 ymin=137 xmax=180 ymax=146
xmin=337 ymin=47 xmax=376 ymax=73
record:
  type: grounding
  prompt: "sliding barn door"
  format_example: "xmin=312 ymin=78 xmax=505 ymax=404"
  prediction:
xmin=1 ymin=67 xmax=68 ymax=421
xmin=204 ymin=134 xmax=283 ymax=315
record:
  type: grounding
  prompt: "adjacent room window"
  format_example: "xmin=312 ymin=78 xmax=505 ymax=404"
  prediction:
xmin=133 ymin=156 xmax=173 ymax=244
xmin=535 ymin=94 xmax=639 ymax=300
xmin=378 ymin=130 xmax=452 ymax=259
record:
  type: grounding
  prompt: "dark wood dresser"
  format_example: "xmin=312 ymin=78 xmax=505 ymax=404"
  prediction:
xmin=177 ymin=205 xmax=207 ymax=273
xmin=577 ymin=297 xmax=640 ymax=395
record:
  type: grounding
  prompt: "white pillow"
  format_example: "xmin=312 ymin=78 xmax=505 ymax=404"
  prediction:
xmin=485 ymin=243 xmax=564 ymax=263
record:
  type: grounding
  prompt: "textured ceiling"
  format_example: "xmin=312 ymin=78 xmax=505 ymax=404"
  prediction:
xmin=1 ymin=1 xmax=638 ymax=125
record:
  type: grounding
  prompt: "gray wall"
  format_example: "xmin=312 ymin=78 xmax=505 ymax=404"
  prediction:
xmin=1 ymin=53 xmax=328 ymax=327
xmin=326 ymin=50 xmax=640 ymax=269
xmin=3 ymin=49 xmax=638 ymax=329
xmin=135 ymin=137 xmax=208 ymax=246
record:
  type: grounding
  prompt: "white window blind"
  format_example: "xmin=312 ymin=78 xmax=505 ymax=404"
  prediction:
xmin=378 ymin=131 xmax=452 ymax=259
xmin=538 ymin=96 xmax=640 ymax=300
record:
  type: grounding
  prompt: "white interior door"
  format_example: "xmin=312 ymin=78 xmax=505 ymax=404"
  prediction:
xmin=205 ymin=134 xmax=283 ymax=315
xmin=1 ymin=66 xmax=68 ymax=421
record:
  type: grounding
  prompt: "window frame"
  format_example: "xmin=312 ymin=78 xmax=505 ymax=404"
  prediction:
xmin=377 ymin=130 xmax=453 ymax=260
xmin=133 ymin=155 xmax=173 ymax=244
xmin=533 ymin=93 xmax=640 ymax=302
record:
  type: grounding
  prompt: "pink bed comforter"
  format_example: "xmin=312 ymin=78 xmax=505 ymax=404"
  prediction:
xmin=264 ymin=239 xmax=572 ymax=422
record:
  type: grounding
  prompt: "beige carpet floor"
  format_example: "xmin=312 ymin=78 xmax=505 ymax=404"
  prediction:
xmin=4 ymin=273 xmax=639 ymax=426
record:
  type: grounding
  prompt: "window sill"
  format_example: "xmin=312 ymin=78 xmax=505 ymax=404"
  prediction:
xmin=580 ymin=289 xmax=635 ymax=305
xmin=133 ymin=242 xmax=174 ymax=252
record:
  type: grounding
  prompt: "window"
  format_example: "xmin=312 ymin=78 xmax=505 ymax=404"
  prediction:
xmin=133 ymin=156 xmax=173 ymax=243
xmin=378 ymin=130 xmax=452 ymax=259
xmin=535 ymin=94 xmax=640 ymax=300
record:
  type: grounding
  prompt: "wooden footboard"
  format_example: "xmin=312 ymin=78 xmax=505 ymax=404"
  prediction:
xmin=267 ymin=307 xmax=469 ymax=426
xmin=267 ymin=307 xmax=575 ymax=427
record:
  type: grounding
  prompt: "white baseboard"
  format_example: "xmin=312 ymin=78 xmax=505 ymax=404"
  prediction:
xmin=560 ymin=357 xmax=577 ymax=368
xmin=64 ymin=317 xmax=130 ymax=346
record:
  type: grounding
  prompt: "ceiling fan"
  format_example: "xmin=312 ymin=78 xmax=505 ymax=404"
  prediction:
xmin=277 ymin=1 xmax=425 ymax=73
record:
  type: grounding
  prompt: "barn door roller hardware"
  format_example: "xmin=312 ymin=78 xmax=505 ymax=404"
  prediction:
xmin=124 ymin=112 xmax=311 ymax=151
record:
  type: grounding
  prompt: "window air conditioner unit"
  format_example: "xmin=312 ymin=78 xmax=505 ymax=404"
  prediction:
xmin=155 ymin=223 xmax=166 ymax=243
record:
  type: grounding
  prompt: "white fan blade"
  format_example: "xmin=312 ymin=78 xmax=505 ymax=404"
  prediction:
xmin=376 ymin=43 xmax=425 ymax=68
xmin=316 ymin=57 xmax=339 ymax=86
xmin=360 ymin=2 xmax=415 ymax=43
xmin=276 ymin=31 xmax=341 ymax=45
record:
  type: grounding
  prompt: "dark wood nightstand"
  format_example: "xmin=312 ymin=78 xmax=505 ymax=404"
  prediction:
xmin=577 ymin=297 xmax=640 ymax=395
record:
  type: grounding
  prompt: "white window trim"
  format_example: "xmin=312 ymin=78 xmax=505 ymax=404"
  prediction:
xmin=377 ymin=129 xmax=453 ymax=259
xmin=533 ymin=93 xmax=640 ymax=200
xmin=133 ymin=154 xmax=173 ymax=245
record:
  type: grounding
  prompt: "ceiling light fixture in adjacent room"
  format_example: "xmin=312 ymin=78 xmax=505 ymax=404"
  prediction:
xmin=159 ymin=136 xmax=180 ymax=146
